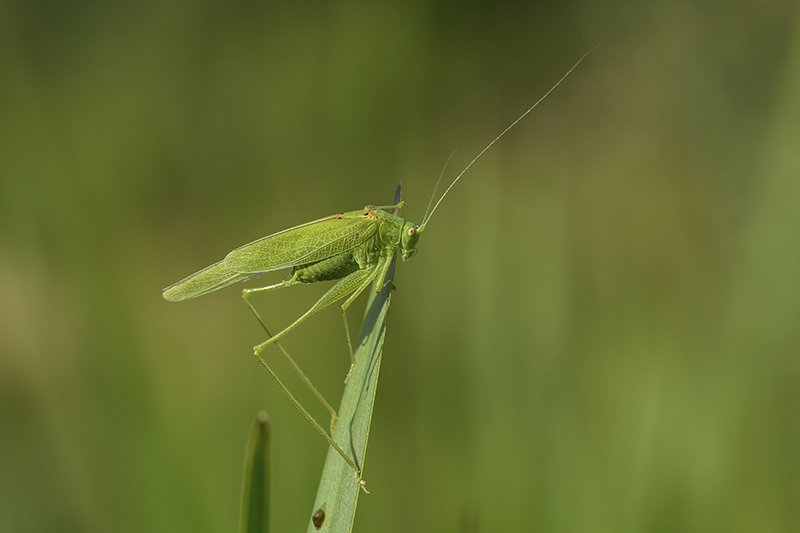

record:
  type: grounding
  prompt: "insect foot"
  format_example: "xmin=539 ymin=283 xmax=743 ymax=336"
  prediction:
xmin=357 ymin=474 xmax=370 ymax=494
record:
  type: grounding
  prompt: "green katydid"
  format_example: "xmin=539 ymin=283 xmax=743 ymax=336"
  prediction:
xmin=163 ymin=49 xmax=594 ymax=491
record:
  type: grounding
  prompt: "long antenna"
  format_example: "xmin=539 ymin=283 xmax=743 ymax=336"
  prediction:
xmin=419 ymin=45 xmax=598 ymax=230
xmin=422 ymin=148 xmax=459 ymax=224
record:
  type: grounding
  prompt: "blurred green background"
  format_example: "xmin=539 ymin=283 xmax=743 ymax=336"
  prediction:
xmin=2 ymin=0 xmax=799 ymax=531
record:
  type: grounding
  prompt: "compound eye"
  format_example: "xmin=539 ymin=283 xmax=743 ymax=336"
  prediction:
xmin=407 ymin=226 xmax=416 ymax=235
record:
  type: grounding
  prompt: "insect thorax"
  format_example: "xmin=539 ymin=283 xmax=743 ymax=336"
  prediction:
xmin=375 ymin=211 xmax=405 ymax=247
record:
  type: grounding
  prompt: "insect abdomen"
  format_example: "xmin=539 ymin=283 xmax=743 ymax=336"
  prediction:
xmin=293 ymin=252 xmax=359 ymax=283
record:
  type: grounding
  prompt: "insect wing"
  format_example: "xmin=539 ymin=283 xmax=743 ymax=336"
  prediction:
xmin=224 ymin=210 xmax=379 ymax=274
xmin=162 ymin=258 xmax=255 ymax=301
xmin=162 ymin=210 xmax=378 ymax=301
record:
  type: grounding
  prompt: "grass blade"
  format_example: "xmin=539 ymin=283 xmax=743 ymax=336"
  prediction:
xmin=240 ymin=412 xmax=271 ymax=533
xmin=304 ymin=185 xmax=401 ymax=532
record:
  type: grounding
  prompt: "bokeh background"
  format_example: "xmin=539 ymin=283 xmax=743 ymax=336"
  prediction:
xmin=2 ymin=1 xmax=799 ymax=531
